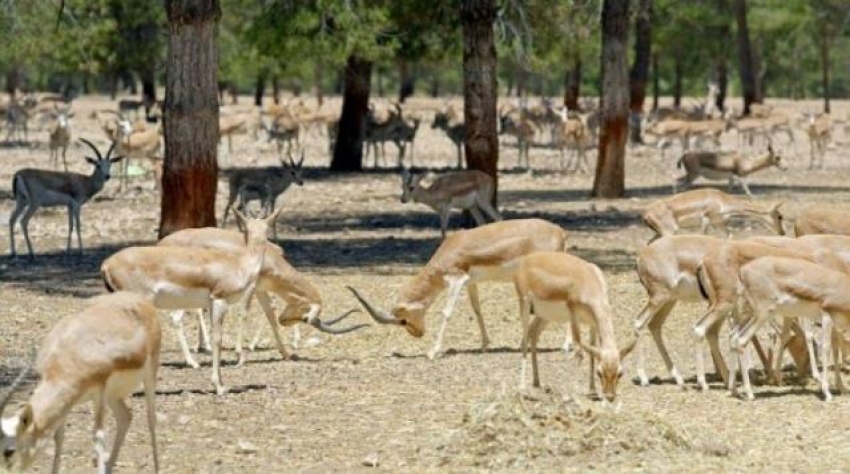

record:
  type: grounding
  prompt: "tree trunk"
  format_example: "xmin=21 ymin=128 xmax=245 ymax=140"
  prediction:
xmin=733 ymin=0 xmax=757 ymax=115
xmin=651 ymin=51 xmax=659 ymax=110
xmin=429 ymin=72 xmax=440 ymax=97
xmin=715 ymin=59 xmax=727 ymax=111
xmin=820 ymin=36 xmax=830 ymax=114
xmin=398 ymin=60 xmax=415 ymax=103
xmin=375 ymin=68 xmax=384 ymax=97
xmin=159 ymin=0 xmax=221 ymax=239
xmin=673 ymin=53 xmax=682 ymax=108
xmin=141 ymin=74 xmax=156 ymax=105
xmin=314 ymin=61 xmax=324 ymax=106
xmin=331 ymin=55 xmax=371 ymax=172
xmin=460 ymin=0 xmax=499 ymax=204
xmin=592 ymin=0 xmax=630 ymax=199
xmin=6 ymin=64 xmax=22 ymax=97
xmin=254 ymin=72 xmax=266 ymax=107
xmin=272 ymin=75 xmax=281 ymax=104
xmin=628 ymin=0 xmax=652 ymax=144
xmin=563 ymin=54 xmax=581 ymax=110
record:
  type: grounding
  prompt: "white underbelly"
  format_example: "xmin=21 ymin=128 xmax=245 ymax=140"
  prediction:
xmin=152 ymin=285 xmax=211 ymax=310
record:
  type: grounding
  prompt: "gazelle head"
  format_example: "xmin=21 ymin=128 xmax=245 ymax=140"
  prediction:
xmin=281 ymin=147 xmax=306 ymax=186
xmin=53 ymin=104 xmax=73 ymax=129
xmin=400 ymin=169 xmax=421 ymax=203
xmin=234 ymin=205 xmax=284 ymax=245
xmin=767 ymin=145 xmax=786 ymax=171
xmin=1 ymin=360 xmax=35 ymax=471
xmin=346 ymin=286 xmax=426 ymax=338
xmin=578 ymin=338 xmax=637 ymax=402
xmin=80 ymin=138 xmax=123 ymax=180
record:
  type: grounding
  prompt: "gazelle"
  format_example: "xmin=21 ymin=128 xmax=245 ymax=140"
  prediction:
xmin=431 ymin=108 xmax=466 ymax=169
xmin=0 ymin=292 xmax=161 ymax=473
xmin=265 ymin=115 xmax=300 ymax=156
xmin=556 ymin=107 xmax=591 ymax=173
xmin=642 ymin=188 xmax=785 ymax=242
xmin=499 ymin=109 xmax=537 ymax=169
xmin=364 ymin=103 xmax=404 ymax=168
xmin=219 ymin=112 xmax=253 ymax=153
xmin=101 ymin=208 xmax=280 ymax=395
xmin=674 ymin=146 xmax=786 ymax=196
xmin=157 ymin=226 xmax=367 ymax=367
xmin=348 ymin=219 xmax=568 ymax=360
xmin=221 ymin=148 xmax=305 ymax=238
xmin=48 ymin=105 xmax=73 ymax=171
xmin=400 ymin=169 xmax=502 ymax=238
xmin=113 ymin=118 xmax=162 ymax=191
xmin=514 ymin=251 xmax=635 ymax=401
xmin=734 ymin=256 xmax=849 ymax=401
xmin=793 ymin=207 xmax=850 ymax=236
xmin=9 ymin=139 xmax=123 ymax=259
xmin=805 ymin=112 xmax=831 ymax=170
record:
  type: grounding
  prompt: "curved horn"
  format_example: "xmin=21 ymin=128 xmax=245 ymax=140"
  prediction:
xmin=104 ymin=140 xmax=117 ymax=161
xmin=0 ymin=357 xmax=33 ymax=416
xmin=619 ymin=337 xmax=638 ymax=360
xmin=322 ymin=308 xmax=360 ymax=326
xmin=346 ymin=286 xmax=401 ymax=325
xmin=309 ymin=313 xmax=369 ymax=335
xmin=577 ymin=341 xmax=602 ymax=359
xmin=79 ymin=138 xmax=103 ymax=160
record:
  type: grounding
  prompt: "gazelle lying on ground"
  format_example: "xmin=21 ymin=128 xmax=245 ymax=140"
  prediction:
xmin=793 ymin=207 xmax=850 ymax=236
xmin=101 ymin=208 xmax=280 ymax=395
xmin=400 ymin=169 xmax=502 ymax=238
xmin=9 ymin=139 xmax=123 ymax=259
xmin=221 ymin=148 xmax=305 ymax=238
xmin=642 ymin=188 xmax=785 ymax=242
xmin=514 ymin=251 xmax=635 ymax=401
xmin=348 ymin=219 xmax=568 ymax=360
xmin=48 ymin=104 xmax=73 ymax=171
xmin=0 ymin=292 xmax=161 ymax=473
xmin=675 ymin=145 xmax=786 ymax=196
xmin=157 ymin=226 xmax=367 ymax=367
xmin=734 ymin=256 xmax=849 ymax=401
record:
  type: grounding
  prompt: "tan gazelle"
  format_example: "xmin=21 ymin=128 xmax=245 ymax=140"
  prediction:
xmin=348 ymin=219 xmax=568 ymax=360
xmin=514 ymin=252 xmax=636 ymax=401
xmin=1 ymin=292 xmax=161 ymax=473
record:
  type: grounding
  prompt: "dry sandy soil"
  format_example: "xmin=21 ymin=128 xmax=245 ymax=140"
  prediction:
xmin=2 ymin=95 xmax=850 ymax=472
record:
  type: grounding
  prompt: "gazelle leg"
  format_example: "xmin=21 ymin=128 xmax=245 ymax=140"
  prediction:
xmin=144 ymin=345 xmax=160 ymax=473
xmin=51 ymin=424 xmax=65 ymax=474
xmin=255 ymin=291 xmax=288 ymax=359
xmin=171 ymin=310 xmax=200 ymax=369
xmin=821 ymin=314 xmax=833 ymax=402
xmin=195 ymin=309 xmax=212 ymax=353
xmin=466 ymin=282 xmax=489 ymax=350
xmin=105 ymin=397 xmax=131 ymax=471
xmin=210 ymin=299 xmax=229 ymax=395
xmin=73 ymin=205 xmax=83 ymax=254
xmin=92 ymin=390 xmax=108 ymax=474
xmin=529 ymin=316 xmax=547 ymax=388
xmin=427 ymin=275 xmax=470 ymax=360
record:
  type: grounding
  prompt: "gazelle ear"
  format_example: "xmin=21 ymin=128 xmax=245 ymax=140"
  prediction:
xmin=264 ymin=205 xmax=284 ymax=224
xmin=17 ymin=404 xmax=34 ymax=435
xmin=233 ymin=208 xmax=247 ymax=229
xmin=85 ymin=156 xmax=97 ymax=165
xmin=578 ymin=341 xmax=602 ymax=359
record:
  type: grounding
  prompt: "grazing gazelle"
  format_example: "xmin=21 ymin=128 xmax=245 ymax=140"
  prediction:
xmin=675 ymin=145 xmax=786 ymax=196
xmin=8 ymin=138 xmax=123 ymax=259
xmin=157 ymin=226 xmax=368 ymax=367
xmin=348 ymin=219 xmax=568 ymax=359
xmin=101 ymin=208 xmax=280 ymax=395
xmin=400 ymin=169 xmax=502 ymax=238
xmin=0 ymin=292 xmax=161 ymax=473
xmin=642 ymin=188 xmax=785 ymax=242
xmin=514 ymin=252 xmax=636 ymax=401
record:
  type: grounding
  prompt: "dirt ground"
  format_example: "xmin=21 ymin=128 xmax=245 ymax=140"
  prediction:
xmin=2 ymin=95 xmax=850 ymax=472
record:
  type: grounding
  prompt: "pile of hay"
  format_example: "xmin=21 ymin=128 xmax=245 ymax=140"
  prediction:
xmin=433 ymin=388 xmax=691 ymax=469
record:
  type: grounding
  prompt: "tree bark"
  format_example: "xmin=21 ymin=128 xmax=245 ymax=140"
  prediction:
xmin=714 ymin=0 xmax=729 ymax=111
xmin=563 ymin=54 xmax=581 ymax=110
xmin=398 ymin=60 xmax=415 ymax=103
xmin=715 ymin=59 xmax=728 ymax=111
xmin=159 ymin=0 xmax=221 ymax=239
xmin=331 ymin=55 xmax=371 ymax=172
xmin=314 ymin=61 xmax=324 ymax=106
xmin=820 ymin=36 xmax=830 ymax=114
xmin=733 ymin=0 xmax=757 ymax=115
xmin=628 ymin=0 xmax=652 ymax=144
xmin=254 ymin=72 xmax=266 ymax=107
xmin=651 ymin=51 xmax=659 ymax=110
xmin=673 ymin=53 xmax=682 ymax=108
xmin=461 ymin=0 xmax=499 ymax=204
xmin=592 ymin=0 xmax=630 ymax=199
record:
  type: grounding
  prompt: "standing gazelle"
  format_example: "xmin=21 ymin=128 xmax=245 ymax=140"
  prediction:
xmin=0 ymin=292 xmax=161 ymax=473
xmin=348 ymin=219 xmax=567 ymax=359
xmin=9 ymin=138 xmax=123 ymax=259
xmin=101 ymin=208 xmax=280 ymax=395
xmin=514 ymin=252 xmax=636 ymax=401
